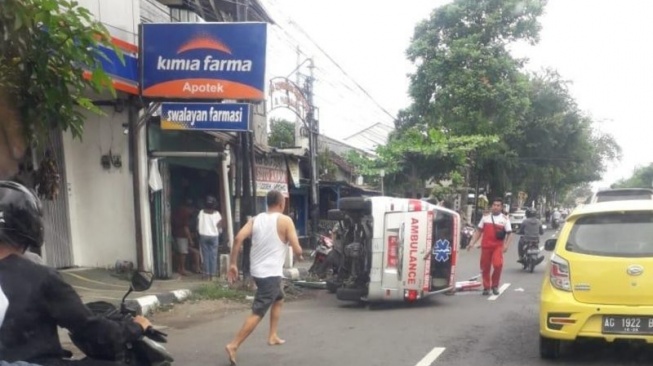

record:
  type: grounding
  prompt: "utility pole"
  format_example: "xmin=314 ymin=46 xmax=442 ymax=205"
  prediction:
xmin=305 ymin=59 xmax=319 ymax=248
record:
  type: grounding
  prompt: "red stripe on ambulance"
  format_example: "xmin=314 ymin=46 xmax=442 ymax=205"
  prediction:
xmin=424 ymin=210 xmax=434 ymax=292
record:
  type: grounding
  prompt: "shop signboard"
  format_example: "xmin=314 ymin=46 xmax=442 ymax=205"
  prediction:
xmin=255 ymin=155 xmax=288 ymax=197
xmin=140 ymin=22 xmax=267 ymax=100
xmin=160 ymin=102 xmax=250 ymax=131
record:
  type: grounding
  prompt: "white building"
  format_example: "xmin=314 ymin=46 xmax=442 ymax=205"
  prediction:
xmin=40 ymin=0 xmax=273 ymax=273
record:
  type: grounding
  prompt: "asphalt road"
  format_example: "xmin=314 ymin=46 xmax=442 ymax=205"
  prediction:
xmin=156 ymin=231 xmax=653 ymax=366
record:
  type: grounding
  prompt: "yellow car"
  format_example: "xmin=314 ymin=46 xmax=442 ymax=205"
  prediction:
xmin=539 ymin=200 xmax=653 ymax=359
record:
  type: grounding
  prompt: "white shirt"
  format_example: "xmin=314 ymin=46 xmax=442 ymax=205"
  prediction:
xmin=198 ymin=210 xmax=222 ymax=236
xmin=250 ymin=212 xmax=288 ymax=278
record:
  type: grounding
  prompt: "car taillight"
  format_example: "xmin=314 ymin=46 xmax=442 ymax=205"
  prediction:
xmin=549 ymin=254 xmax=571 ymax=292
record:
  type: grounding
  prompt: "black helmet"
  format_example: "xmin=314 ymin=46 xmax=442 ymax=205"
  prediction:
xmin=0 ymin=181 xmax=44 ymax=251
xmin=526 ymin=208 xmax=536 ymax=218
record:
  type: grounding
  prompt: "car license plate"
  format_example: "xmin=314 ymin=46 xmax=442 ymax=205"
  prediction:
xmin=602 ymin=316 xmax=653 ymax=335
xmin=527 ymin=249 xmax=540 ymax=254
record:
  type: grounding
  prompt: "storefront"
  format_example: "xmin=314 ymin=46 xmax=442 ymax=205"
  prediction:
xmin=147 ymin=122 xmax=233 ymax=278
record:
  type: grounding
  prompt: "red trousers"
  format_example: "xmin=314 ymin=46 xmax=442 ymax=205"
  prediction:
xmin=480 ymin=245 xmax=504 ymax=289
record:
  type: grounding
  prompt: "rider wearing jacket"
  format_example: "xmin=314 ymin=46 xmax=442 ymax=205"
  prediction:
xmin=0 ymin=181 xmax=151 ymax=365
xmin=517 ymin=208 xmax=544 ymax=260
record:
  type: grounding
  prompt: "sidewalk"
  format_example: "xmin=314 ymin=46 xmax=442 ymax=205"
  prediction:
xmin=61 ymin=258 xmax=313 ymax=314
xmin=60 ymin=268 xmax=205 ymax=314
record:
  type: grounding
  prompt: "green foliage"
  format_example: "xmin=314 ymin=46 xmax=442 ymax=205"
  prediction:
xmin=562 ymin=183 xmax=593 ymax=207
xmin=268 ymin=118 xmax=295 ymax=148
xmin=508 ymin=70 xmax=621 ymax=202
xmin=0 ymin=0 xmax=120 ymax=146
xmin=397 ymin=0 xmax=620 ymax=201
xmin=405 ymin=0 xmax=544 ymax=135
xmin=192 ymin=283 xmax=253 ymax=302
xmin=612 ymin=163 xmax=653 ymax=189
xmin=317 ymin=148 xmax=337 ymax=180
xmin=341 ymin=150 xmax=382 ymax=188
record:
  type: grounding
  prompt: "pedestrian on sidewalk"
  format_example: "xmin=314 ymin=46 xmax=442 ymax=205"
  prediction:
xmin=225 ymin=190 xmax=304 ymax=365
xmin=172 ymin=198 xmax=200 ymax=276
xmin=198 ymin=195 xmax=223 ymax=280
xmin=467 ymin=197 xmax=513 ymax=296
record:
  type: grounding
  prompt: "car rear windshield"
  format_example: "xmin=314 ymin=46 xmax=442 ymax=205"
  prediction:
xmin=566 ymin=212 xmax=653 ymax=257
xmin=595 ymin=190 xmax=653 ymax=203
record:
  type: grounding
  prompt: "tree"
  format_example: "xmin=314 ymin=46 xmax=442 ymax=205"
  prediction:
xmin=562 ymin=183 xmax=593 ymax=207
xmin=612 ymin=163 xmax=653 ymax=189
xmin=405 ymin=0 xmax=544 ymax=135
xmin=377 ymin=127 xmax=499 ymax=197
xmin=402 ymin=0 xmax=621 ymax=201
xmin=508 ymin=70 xmax=621 ymax=204
xmin=268 ymin=118 xmax=295 ymax=148
xmin=0 ymin=0 xmax=119 ymax=181
xmin=401 ymin=0 xmax=548 ymax=197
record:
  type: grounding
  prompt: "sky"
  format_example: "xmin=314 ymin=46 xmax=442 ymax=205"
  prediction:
xmin=260 ymin=0 xmax=653 ymax=188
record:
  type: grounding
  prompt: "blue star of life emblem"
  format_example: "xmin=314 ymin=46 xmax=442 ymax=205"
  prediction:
xmin=433 ymin=239 xmax=451 ymax=262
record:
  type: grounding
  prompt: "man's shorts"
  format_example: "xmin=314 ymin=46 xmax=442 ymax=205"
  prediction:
xmin=174 ymin=238 xmax=189 ymax=254
xmin=252 ymin=276 xmax=285 ymax=317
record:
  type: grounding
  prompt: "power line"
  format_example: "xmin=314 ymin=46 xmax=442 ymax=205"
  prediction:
xmin=262 ymin=0 xmax=397 ymax=126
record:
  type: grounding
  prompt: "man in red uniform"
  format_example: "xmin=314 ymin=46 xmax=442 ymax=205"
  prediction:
xmin=467 ymin=198 xmax=513 ymax=295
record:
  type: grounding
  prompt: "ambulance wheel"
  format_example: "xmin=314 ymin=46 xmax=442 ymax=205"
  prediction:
xmin=339 ymin=197 xmax=371 ymax=212
xmin=539 ymin=335 xmax=561 ymax=360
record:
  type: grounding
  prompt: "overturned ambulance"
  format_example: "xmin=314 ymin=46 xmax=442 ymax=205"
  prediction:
xmin=325 ymin=197 xmax=460 ymax=303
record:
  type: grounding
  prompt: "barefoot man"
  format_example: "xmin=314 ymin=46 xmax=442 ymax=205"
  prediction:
xmin=226 ymin=190 xmax=304 ymax=365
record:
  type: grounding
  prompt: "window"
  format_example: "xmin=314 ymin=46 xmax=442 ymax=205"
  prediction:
xmin=595 ymin=190 xmax=653 ymax=202
xmin=566 ymin=212 xmax=653 ymax=257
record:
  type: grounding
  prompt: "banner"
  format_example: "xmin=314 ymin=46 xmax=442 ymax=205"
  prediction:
xmin=140 ymin=22 xmax=267 ymax=100
xmin=255 ymin=155 xmax=288 ymax=197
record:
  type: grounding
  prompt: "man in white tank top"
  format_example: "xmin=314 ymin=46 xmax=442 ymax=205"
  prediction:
xmin=225 ymin=190 xmax=303 ymax=365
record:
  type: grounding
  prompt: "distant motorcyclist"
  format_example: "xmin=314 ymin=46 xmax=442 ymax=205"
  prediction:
xmin=517 ymin=208 xmax=544 ymax=262
xmin=0 ymin=181 xmax=151 ymax=365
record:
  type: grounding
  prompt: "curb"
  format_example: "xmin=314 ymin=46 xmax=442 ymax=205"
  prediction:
xmin=126 ymin=289 xmax=192 ymax=316
xmin=127 ymin=267 xmax=311 ymax=315
xmin=283 ymin=267 xmax=309 ymax=281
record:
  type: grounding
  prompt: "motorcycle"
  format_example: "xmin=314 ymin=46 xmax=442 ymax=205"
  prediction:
xmin=308 ymin=234 xmax=335 ymax=279
xmin=68 ymin=271 xmax=174 ymax=366
xmin=551 ymin=218 xmax=561 ymax=230
xmin=519 ymin=238 xmax=545 ymax=273
xmin=460 ymin=225 xmax=475 ymax=249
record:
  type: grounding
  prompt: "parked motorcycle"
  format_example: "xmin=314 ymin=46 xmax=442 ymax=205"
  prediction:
xmin=308 ymin=234 xmax=335 ymax=279
xmin=460 ymin=225 xmax=475 ymax=249
xmin=68 ymin=271 xmax=174 ymax=366
xmin=519 ymin=238 xmax=545 ymax=273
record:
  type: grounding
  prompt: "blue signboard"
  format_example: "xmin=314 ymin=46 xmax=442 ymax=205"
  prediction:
xmin=97 ymin=44 xmax=139 ymax=94
xmin=160 ymin=103 xmax=250 ymax=131
xmin=140 ymin=23 xmax=267 ymax=100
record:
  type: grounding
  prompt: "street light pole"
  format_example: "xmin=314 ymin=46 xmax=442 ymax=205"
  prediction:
xmin=304 ymin=59 xmax=320 ymax=248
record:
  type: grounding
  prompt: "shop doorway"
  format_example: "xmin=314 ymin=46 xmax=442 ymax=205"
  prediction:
xmin=151 ymin=157 xmax=224 ymax=278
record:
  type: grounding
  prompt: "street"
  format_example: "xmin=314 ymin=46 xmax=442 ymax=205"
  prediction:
xmin=153 ymin=232 xmax=653 ymax=365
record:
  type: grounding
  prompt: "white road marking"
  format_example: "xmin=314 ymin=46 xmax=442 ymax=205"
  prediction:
xmin=514 ymin=288 xmax=525 ymax=292
xmin=415 ymin=347 xmax=446 ymax=366
xmin=488 ymin=283 xmax=511 ymax=301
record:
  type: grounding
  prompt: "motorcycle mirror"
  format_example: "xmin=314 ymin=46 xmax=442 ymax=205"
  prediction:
xmin=130 ymin=271 xmax=154 ymax=292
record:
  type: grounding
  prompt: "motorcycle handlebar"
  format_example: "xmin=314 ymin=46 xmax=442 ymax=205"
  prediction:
xmin=145 ymin=326 xmax=168 ymax=343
